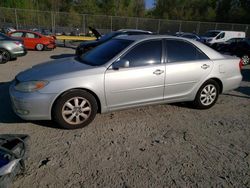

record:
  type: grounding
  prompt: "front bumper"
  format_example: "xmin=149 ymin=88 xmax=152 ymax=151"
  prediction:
xmin=9 ymin=82 xmax=57 ymax=120
xmin=45 ymin=43 xmax=56 ymax=50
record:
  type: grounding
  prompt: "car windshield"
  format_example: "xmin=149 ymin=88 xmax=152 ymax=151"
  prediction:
xmin=203 ymin=31 xmax=220 ymax=37
xmin=79 ymin=39 xmax=133 ymax=66
xmin=98 ymin=32 xmax=118 ymax=42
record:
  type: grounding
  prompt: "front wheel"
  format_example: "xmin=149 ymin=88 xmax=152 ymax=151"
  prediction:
xmin=36 ymin=44 xmax=44 ymax=51
xmin=53 ymin=90 xmax=98 ymax=129
xmin=193 ymin=80 xmax=219 ymax=109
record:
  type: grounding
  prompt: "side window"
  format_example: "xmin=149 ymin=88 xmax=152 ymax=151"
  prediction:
xmin=216 ymin=32 xmax=225 ymax=39
xmin=166 ymin=40 xmax=209 ymax=63
xmin=10 ymin=32 xmax=23 ymax=37
xmin=25 ymin=33 xmax=36 ymax=38
xmin=121 ymin=40 xmax=162 ymax=67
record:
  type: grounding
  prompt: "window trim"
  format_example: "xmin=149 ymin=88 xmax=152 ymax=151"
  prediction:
xmin=164 ymin=39 xmax=209 ymax=63
xmin=112 ymin=39 xmax=164 ymax=69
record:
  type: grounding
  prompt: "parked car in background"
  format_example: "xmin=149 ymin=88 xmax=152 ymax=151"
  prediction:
xmin=210 ymin=37 xmax=245 ymax=50
xmin=177 ymin=32 xmax=201 ymax=41
xmin=200 ymin=30 xmax=245 ymax=45
xmin=75 ymin=27 xmax=153 ymax=56
xmin=8 ymin=30 xmax=56 ymax=51
xmin=218 ymin=38 xmax=250 ymax=65
xmin=32 ymin=28 xmax=56 ymax=39
xmin=0 ymin=27 xmax=16 ymax=34
xmin=10 ymin=35 xmax=242 ymax=129
xmin=0 ymin=33 xmax=27 ymax=64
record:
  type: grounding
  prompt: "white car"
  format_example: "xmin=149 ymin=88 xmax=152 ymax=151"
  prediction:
xmin=201 ymin=30 xmax=246 ymax=44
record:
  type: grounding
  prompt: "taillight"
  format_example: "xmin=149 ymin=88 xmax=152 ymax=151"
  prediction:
xmin=239 ymin=59 xmax=243 ymax=70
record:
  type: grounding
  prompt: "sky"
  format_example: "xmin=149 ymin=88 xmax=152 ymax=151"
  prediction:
xmin=145 ymin=0 xmax=154 ymax=9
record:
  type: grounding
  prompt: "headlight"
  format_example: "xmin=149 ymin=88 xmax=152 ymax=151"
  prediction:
xmin=14 ymin=81 xmax=49 ymax=92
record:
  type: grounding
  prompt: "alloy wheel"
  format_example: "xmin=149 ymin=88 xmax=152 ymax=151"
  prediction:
xmin=200 ymin=84 xmax=217 ymax=106
xmin=61 ymin=97 xmax=91 ymax=125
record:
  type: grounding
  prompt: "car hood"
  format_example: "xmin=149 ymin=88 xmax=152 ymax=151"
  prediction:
xmin=16 ymin=57 xmax=93 ymax=81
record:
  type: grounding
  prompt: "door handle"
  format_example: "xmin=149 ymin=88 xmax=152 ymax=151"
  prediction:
xmin=201 ymin=64 xmax=210 ymax=69
xmin=153 ymin=69 xmax=164 ymax=75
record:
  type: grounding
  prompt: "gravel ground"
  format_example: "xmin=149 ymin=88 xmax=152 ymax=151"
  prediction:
xmin=0 ymin=47 xmax=249 ymax=188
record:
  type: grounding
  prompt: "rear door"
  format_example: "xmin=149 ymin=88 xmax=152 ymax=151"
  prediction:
xmin=164 ymin=39 xmax=213 ymax=99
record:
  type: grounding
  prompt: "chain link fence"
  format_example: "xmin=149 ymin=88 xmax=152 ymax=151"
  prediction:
xmin=0 ymin=7 xmax=249 ymax=36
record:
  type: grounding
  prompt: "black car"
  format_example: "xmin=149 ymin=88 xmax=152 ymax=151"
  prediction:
xmin=75 ymin=27 xmax=153 ymax=56
xmin=218 ymin=38 xmax=250 ymax=65
xmin=211 ymin=38 xmax=245 ymax=51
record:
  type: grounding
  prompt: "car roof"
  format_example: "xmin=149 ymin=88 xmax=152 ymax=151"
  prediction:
xmin=11 ymin=30 xmax=42 ymax=35
xmin=117 ymin=29 xmax=152 ymax=34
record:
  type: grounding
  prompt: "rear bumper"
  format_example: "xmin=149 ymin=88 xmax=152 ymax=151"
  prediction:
xmin=10 ymin=47 xmax=27 ymax=58
xmin=222 ymin=75 xmax=242 ymax=92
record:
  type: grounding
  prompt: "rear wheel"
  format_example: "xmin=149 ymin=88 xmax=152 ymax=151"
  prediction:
xmin=193 ymin=80 xmax=219 ymax=109
xmin=53 ymin=90 xmax=98 ymax=129
xmin=36 ymin=44 xmax=44 ymax=51
xmin=0 ymin=49 xmax=11 ymax=64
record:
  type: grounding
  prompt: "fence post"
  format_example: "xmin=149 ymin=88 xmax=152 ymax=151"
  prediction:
xmin=51 ymin=11 xmax=55 ymax=34
xmin=215 ymin=23 xmax=218 ymax=30
xmin=82 ymin=14 xmax=86 ymax=35
xmin=196 ymin=22 xmax=200 ymax=34
xmin=136 ymin=18 xmax=139 ymax=29
xmin=231 ymin=24 xmax=234 ymax=31
xmin=157 ymin=19 xmax=161 ymax=34
xmin=15 ymin=9 xmax=18 ymax=29
xmin=110 ymin=16 xmax=113 ymax=32
xmin=179 ymin=21 xmax=182 ymax=32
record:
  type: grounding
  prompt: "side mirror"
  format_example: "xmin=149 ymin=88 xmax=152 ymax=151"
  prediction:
xmin=112 ymin=59 xmax=130 ymax=70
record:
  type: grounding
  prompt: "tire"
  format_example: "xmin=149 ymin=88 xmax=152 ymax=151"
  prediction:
xmin=53 ymin=89 xmax=98 ymax=129
xmin=241 ymin=55 xmax=249 ymax=65
xmin=0 ymin=49 xmax=11 ymax=64
xmin=35 ymin=44 xmax=44 ymax=51
xmin=193 ymin=80 xmax=220 ymax=109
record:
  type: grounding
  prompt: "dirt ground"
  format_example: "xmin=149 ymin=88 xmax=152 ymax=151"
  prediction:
xmin=0 ymin=47 xmax=249 ymax=188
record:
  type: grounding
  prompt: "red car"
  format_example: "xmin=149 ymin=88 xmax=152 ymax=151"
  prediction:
xmin=8 ymin=30 xmax=56 ymax=51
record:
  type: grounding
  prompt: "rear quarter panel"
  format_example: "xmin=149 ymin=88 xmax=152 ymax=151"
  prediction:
xmin=210 ymin=56 xmax=242 ymax=92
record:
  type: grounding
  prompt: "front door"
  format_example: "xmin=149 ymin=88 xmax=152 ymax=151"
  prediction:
xmin=105 ymin=40 xmax=165 ymax=110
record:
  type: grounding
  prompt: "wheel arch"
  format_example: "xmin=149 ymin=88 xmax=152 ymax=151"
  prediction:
xmin=51 ymin=88 xmax=102 ymax=118
xmin=208 ymin=77 xmax=223 ymax=94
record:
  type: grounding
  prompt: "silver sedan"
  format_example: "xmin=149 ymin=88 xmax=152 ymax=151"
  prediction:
xmin=10 ymin=35 xmax=242 ymax=129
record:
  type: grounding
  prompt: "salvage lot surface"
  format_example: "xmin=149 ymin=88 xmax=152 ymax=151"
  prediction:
xmin=0 ymin=47 xmax=249 ymax=187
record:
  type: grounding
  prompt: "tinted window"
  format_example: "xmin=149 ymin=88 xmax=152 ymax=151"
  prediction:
xmin=203 ymin=31 xmax=220 ymax=37
xmin=216 ymin=32 xmax=225 ymax=39
xmin=10 ymin=32 xmax=23 ymax=37
xmin=80 ymin=39 xmax=133 ymax=66
xmin=121 ymin=40 xmax=162 ymax=67
xmin=166 ymin=40 xmax=209 ymax=63
xmin=25 ymin=32 xmax=39 ymax=38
